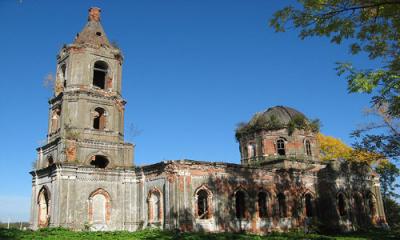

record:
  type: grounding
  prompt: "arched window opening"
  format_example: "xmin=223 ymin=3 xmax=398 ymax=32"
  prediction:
xmin=338 ymin=193 xmax=347 ymax=216
xmin=90 ymin=155 xmax=109 ymax=168
xmin=367 ymin=193 xmax=377 ymax=219
xmin=258 ymin=192 xmax=268 ymax=218
xmin=197 ymin=189 xmax=210 ymax=219
xmin=277 ymin=139 xmax=286 ymax=156
xmin=305 ymin=193 xmax=313 ymax=217
xmin=60 ymin=64 xmax=67 ymax=87
xmin=235 ymin=190 xmax=246 ymax=219
xmin=305 ymin=140 xmax=312 ymax=156
xmin=38 ymin=187 xmax=50 ymax=227
xmin=249 ymin=143 xmax=256 ymax=158
xmin=47 ymin=156 xmax=54 ymax=166
xmin=148 ymin=190 xmax=161 ymax=223
xmin=93 ymin=61 xmax=108 ymax=89
xmin=277 ymin=193 xmax=287 ymax=218
xmin=243 ymin=146 xmax=248 ymax=159
xmin=93 ymin=107 xmax=106 ymax=130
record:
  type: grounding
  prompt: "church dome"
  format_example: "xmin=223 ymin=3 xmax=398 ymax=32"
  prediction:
xmin=235 ymin=106 xmax=313 ymax=140
xmin=249 ymin=106 xmax=307 ymax=125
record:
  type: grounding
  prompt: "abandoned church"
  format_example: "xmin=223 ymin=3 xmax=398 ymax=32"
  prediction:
xmin=30 ymin=8 xmax=388 ymax=233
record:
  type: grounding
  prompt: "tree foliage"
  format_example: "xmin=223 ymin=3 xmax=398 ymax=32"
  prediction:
xmin=376 ymin=160 xmax=400 ymax=199
xmin=270 ymin=0 xmax=400 ymax=160
xmin=317 ymin=133 xmax=385 ymax=163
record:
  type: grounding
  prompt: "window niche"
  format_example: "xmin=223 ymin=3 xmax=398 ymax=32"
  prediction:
xmin=147 ymin=189 xmax=162 ymax=223
xmin=37 ymin=187 xmax=50 ymax=228
xmin=93 ymin=107 xmax=106 ymax=130
xmin=305 ymin=139 xmax=312 ymax=156
xmin=93 ymin=61 xmax=108 ymax=89
xmin=276 ymin=139 xmax=286 ymax=156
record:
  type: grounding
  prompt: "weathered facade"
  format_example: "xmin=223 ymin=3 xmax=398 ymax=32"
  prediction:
xmin=30 ymin=8 xmax=387 ymax=233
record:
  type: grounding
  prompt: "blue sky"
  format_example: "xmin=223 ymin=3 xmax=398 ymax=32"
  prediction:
xmin=0 ymin=0 xmax=384 ymax=222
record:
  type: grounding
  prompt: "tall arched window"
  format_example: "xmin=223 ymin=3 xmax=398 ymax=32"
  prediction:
xmin=93 ymin=61 xmax=108 ymax=89
xmin=197 ymin=189 xmax=210 ymax=219
xmin=37 ymin=187 xmax=50 ymax=228
xmin=305 ymin=193 xmax=313 ymax=217
xmin=337 ymin=193 xmax=347 ymax=216
xmin=147 ymin=189 xmax=162 ymax=223
xmin=90 ymin=155 xmax=109 ymax=168
xmin=60 ymin=64 xmax=67 ymax=87
xmin=235 ymin=190 xmax=246 ymax=219
xmin=93 ymin=107 xmax=106 ymax=130
xmin=305 ymin=140 xmax=312 ymax=156
xmin=277 ymin=193 xmax=287 ymax=218
xmin=258 ymin=192 xmax=268 ymax=218
xmin=367 ymin=193 xmax=377 ymax=219
xmin=277 ymin=139 xmax=286 ymax=156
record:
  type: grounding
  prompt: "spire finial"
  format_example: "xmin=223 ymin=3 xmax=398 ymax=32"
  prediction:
xmin=88 ymin=7 xmax=101 ymax=22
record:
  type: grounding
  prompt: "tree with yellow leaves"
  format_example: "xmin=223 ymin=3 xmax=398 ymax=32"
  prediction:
xmin=317 ymin=133 xmax=385 ymax=164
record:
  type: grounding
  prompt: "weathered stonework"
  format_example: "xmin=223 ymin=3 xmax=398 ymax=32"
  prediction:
xmin=30 ymin=7 xmax=387 ymax=233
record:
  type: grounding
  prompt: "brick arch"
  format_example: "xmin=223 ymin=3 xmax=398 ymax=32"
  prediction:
xmin=365 ymin=191 xmax=378 ymax=223
xmin=193 ymin=185 xmax=213 ymax=219
xmin=147 ymin=187 xmax=163 ymax=223
xmin=88 ymin=188 xmax=111 ymax=225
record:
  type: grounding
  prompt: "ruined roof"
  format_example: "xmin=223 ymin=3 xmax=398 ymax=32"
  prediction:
xmin=250 ymin=106 xmax=307 ymax=125
xmin=73 ymin=7 xmax=113 ymax=49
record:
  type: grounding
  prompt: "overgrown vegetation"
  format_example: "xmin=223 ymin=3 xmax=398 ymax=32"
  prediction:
xmin=0 ymin=227 xmax=399 ymax=240
xmin=235 ymin=114 xmax=320 ymax=140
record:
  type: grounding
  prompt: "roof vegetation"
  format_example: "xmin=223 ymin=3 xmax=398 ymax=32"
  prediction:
xmin=235 ymin=114 xmax=320 ymax=141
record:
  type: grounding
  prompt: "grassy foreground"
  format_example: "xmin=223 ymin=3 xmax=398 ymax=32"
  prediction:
xmin=0 ymin=228 xmax=399 ymax=240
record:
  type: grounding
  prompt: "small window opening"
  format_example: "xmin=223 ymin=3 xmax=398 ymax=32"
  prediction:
xmin=197 ymin=189 xmax=209 ymax=219
xmin=278 ymin=193 xmax=287 ymax=218
xmin=60 ymin=64 xmax=66 ymax=88
xmin=93 ymin=61 xmax=108 ymax=89
xmin=47 ymin=156 xmax=54 ymax=166
xmin=93 ymin=107 xmax=106 ymax=130
xmin=277 ymin=139 xmax=286 ymax=156
xmin=338 ymin=193 xmax=346 ymax=216
xmin=235 ymin=190 xmax=246 ymax=219
xmin=90 ymin=155 xmax=109 ymax=168
xmin=305 ymin=140 xmax=312 ymax=156
xmin=305 ymin=193 xmax=313 ymax=217
xmin=249 ymin=143 xmax=256 ymax=158
xmin=258 ymin=192 xmax=268 ymax=218
xmin=96 ymin=32 xmax=102 ymax=36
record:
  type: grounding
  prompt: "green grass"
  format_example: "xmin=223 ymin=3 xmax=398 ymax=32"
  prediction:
xmin=0 ymin=228 xmax=399 ymax=240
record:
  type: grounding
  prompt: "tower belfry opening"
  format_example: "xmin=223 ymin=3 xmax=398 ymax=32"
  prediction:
xmin=93 ymin=61 xmax=108 ymax=89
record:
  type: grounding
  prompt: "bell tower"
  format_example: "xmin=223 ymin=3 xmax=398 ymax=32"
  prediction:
xmin=36 ymin=7 xmax=134 ymax=169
